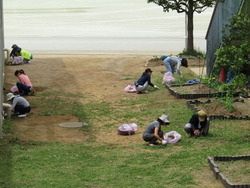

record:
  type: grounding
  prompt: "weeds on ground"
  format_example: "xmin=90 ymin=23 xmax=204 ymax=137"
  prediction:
xmin=0 ymin=70 xmax=249 ymax=188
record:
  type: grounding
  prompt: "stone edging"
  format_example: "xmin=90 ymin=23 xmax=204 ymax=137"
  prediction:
xmin=186 ymin=99 xmax=250 ymax=121
xmin=165 ymin=84 xmax=241 ymax=99
xmin=207 ymin=156 xmax=250 ymax=188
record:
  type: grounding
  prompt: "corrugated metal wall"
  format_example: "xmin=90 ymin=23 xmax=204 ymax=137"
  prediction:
xmin=205 ymin=0 xmax=243 ymax=76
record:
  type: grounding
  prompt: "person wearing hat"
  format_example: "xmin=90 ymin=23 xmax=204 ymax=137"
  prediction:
xmin=184 ymin=110 xmax=210 ymax=137
xmin=162 ymin=56 xmax=188 ymax=77
xmin=6 ymin=93 xmax=31 ymax=117
xmin=10 ymin=44 xmax=33 ymax=64
xmin=134 ymin=68 xmax=159 ymax=94
xmin=142 ymin=114 xmax=170 ymax=146
xmin=10 ymin=44 xmax=22 ymax=58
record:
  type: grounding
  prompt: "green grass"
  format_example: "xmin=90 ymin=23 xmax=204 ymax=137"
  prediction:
xmin=0 ymin=70 xmax=249 ymax=188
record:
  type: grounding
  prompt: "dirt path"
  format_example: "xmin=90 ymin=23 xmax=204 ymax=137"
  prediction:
xmin=4 ymin=55 xmax=163 ymax=143
xmin=4 ymin=55 xmax=227 ymax=188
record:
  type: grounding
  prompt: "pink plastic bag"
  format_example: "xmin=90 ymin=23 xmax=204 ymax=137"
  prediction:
xmin=10 ymin=86 xmax=19 ymax=94
xmin=124 ymin=85 xmax=137 ymax=93
xmin=118 ymin=123 xmax=138 ymax=135
xmin=164 ymin=131 xmax=181 ymax=144
xmin=162 ymin=72 xmax=176 ymax=84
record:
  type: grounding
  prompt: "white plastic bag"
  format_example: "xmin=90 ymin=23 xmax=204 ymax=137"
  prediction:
xmin=164 ymin=131 xmax=181 ymax=144
xmin=117 ymin=123 xmax=138 ymax=135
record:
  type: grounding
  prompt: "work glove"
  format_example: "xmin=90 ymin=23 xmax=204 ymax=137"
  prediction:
xmin=162 ymin=140 xmax=167 ymax=145
xmin=194 ymin=130 xmax=200 ymax=136
xmin=154 ymin=85 xmax=159 ymax=89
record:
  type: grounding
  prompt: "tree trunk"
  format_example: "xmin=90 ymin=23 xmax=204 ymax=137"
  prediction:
xmin=187 ymin=0 xmax=194 ymax=53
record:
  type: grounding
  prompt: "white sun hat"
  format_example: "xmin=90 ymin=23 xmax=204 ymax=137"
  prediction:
xmin=6 ymin=93 xmax=15 ymax=101
xmin=159 ymin=114 xmax=170 ymax=124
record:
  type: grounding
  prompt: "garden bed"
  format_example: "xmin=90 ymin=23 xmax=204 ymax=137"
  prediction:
xmin=186 ymin=98 xmax=250 ymax=120
xmin=165 ymin=83 xmax=233 ymax=99
xmin=208 ymin=156 xmax=250 ymax=187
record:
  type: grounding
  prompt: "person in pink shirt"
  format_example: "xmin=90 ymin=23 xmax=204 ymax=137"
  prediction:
xmin=14 ymin=69 xmax=35 ymax=95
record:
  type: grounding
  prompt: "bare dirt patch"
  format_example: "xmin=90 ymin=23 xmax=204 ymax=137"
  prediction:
xmin=217 ymin=160 xmax=250 ymax=185
xmin=4 ymin=55 xmax=249 ymax=144
xmin=172 ymin=83 xmax=217 ymax=94
xmin=190 ymin=98 xmax=250 ymax=117
xmin=4 ymin=55 xmax=159 ymax=143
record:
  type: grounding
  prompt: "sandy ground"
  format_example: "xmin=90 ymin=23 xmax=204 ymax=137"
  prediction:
xmin=3 ymin=55 xmax=225 ymax=188
xmin=4 ymin=55 xmax=160 ymax=143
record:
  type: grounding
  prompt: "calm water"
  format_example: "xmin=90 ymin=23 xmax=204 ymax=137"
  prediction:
xmin=3 ymin=0 xmax=213 ymax=55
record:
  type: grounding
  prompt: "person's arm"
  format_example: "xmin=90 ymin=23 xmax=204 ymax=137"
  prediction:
xmin=154 ymin=127 xmax=163 ymax=142
xmin=147 ymin=75 xmax=159 ymax=89
xmin=11 ymin=98 xmax=18 ymax=111
xmin=189 ymin=114 xmax=200 ymax=135
xmin=147 ymin=75 xmax=154 ymax=87
xmin=176 ymin=59 xmax=182 ymax=76
xmin=10 ymin=50 xmax=14 ymax=57
xmin=199 ymin=119 xmax=208 ymax=133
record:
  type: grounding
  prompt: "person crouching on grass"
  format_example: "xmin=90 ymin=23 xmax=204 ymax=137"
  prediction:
xmin=6 ymin=93 xmax=31 ymax=118
xmin=184 ymin=110 xmax=210 ymax=137
xmin=142 ymin=114 xmax=170 ymax=146
xmin=134 ymin=68 xmax=159 ymax=94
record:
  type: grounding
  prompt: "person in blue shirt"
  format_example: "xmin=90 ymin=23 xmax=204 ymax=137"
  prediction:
xmin=134 ymin=68 xmax=159 ymax=94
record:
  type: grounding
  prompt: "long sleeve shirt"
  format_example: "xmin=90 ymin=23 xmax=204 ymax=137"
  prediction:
xmin=136 ymin=73 xmax=154 ymax=87
xmin=18 ymin=74 xmax=32 ymax=87
xmin=12 ymin=96 xmax=30 ymax=110
xmin=189 ymin=114 xmax=207 ymax=131
xmin=168 ymin=56 xmax=182 ymax=76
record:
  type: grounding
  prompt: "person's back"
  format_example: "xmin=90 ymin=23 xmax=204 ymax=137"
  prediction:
xmin=18 ymin=74 xmax=32 ymax=87
xmin=137 ymin=73 xmax=150 ymax=86
xmin=143 ymin=121 xmax=160 ymax=135
xmin=20 ymin=49 xmax=32 ymax=61
xmin=12 ymin=95 xmax=30 ymax=109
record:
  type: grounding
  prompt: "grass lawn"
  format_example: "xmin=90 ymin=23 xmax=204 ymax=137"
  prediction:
xmin=0 ymin=66 xmax=249 ymax=188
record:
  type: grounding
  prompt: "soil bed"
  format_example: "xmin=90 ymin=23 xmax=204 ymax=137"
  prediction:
xmin=188 ymin=98 xmax=250 ymax=118
xmin=217 ymin=160 xmax=250 ymax=185
xmin=171 ymin=83 xmax=218 ymax=94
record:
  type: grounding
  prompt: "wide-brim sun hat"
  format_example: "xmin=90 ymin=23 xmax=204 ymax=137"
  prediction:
xmin=159 ymin=114 xmax=170 ymax=123
xmin=198 ymin=110 xmax=207 ymax=122
xmin=6 ymin=93 xmax=15 ymax=101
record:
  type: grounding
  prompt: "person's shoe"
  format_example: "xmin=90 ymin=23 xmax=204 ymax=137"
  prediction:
xmin=149 ymin=142 xmax=158 ymax=146
xmin=18 ymin=114 xmax=27 ymax=118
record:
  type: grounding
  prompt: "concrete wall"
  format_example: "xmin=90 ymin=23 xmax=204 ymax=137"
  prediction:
xmin=205 ymin=0 xmax=243 ymax=76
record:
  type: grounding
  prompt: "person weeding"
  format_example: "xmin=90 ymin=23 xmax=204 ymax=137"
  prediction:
xmin=6 ymin=93 xmax=31 ymax=117
xmin=14 ymin=69 xmax=35 ymax=95
xmin=10 ymin=44 xmax=33 ymax=64
xmin=142 ymin=114 xmax=170 ymax=146
xmin=134 ymin=68 xmax=159 ymax=94
xmin=184 ymin=110 xmax=210 ymax=137
xmin=162 ymin=56 xmax=188 ymax=77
